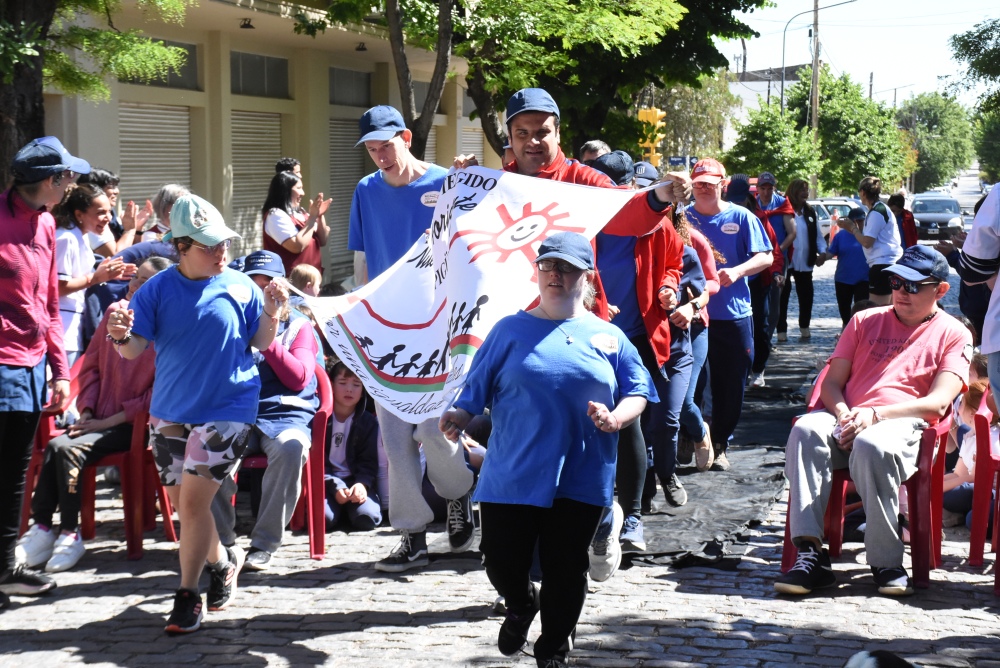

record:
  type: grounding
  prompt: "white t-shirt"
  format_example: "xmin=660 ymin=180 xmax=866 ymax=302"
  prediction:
xmin=264 ymin=208 xmax=300 ymax=245
xmin=789 ymin=212 xmax=828 ymax=272
xmin=959 ymin=186 xmax=1000 ymax=353
xmin=56 ymin=226 xmax=95 ymax=353
xmin=862 ymin=203 xmax=902 ymax=267
xmin=87 ymin=225 xmax=115 ymax=253
xmin=328 ymin=414 xmax=354 ymax=479
xmin=959 ymin=424 xmax=1000 ymax=474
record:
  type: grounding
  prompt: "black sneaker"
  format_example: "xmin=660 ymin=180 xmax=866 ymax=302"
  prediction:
xmin=871 ymin=566 xmax=914 ymax=596
xmin=164 ymin=588 xmax=203 ymax=634
xmin=0 ymin=591 xmax=9 ymax=610
xmin=676 ymin=434 xmax=695 ymax=466
xmin=243 ymin=547 xmax=272 ymax=572
xmin=374 ymin=531 xmax=429 ymax=573
xmin=663 ymin=473 xmax=688 ymax=507
xmin=710 ymin=446 xmax=731 ymax=472
xmin=497 ymin=583 xmax=539 ymax=656
xmin=537 ymin=654 xmax=568 ymax=668
xmin=773 ymin=543 xmax=836 ymax=595
xmin=0 ymin=564 xmax=57 ymax=596
xmin=447 ymin=492 xmax=475 ymax=552
xmin=206 ymin=545 xmax=244 ymax=611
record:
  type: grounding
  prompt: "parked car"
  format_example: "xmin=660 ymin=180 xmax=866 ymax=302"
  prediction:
xmin=807 ymin=200 xmax=833 ymax=241
xmin=910 ymin=194 xmax=964 ymax=239
xmin=816 ymin=198 xmax=862 ymax=229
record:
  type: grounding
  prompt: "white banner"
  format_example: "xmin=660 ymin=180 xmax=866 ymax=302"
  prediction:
xmin=310 ymin=166 xmax=634 ymax=423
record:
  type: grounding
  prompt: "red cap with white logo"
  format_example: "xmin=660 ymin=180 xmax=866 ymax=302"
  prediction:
xmin=690 ymin=158 xmax=726 ymax=184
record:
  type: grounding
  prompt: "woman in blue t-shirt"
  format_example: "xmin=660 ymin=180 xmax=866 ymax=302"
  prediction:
xmin=822 ymin=209 xmax=870 ymax=325
xmin=439 ymin=232 xmax=656 ymax=668
xmin=106 ymin=195 xmax=288 ymax=636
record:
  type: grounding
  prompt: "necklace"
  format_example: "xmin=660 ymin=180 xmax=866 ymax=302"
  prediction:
xmin=536 ymin=305 xmax=584 ymax=344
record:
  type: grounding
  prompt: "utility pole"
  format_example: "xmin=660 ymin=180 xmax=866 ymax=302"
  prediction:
xmin=810 ymin=0 xmax=820 ymax=197
xmin=869 ymin=72 xmax=873 ymax=99
xmin=767 ymin=68 xmax=773 ymax=105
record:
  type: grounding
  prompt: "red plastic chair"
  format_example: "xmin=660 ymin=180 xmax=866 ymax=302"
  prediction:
xmin=781 ymin=366 xmax=952 ymax=589
xmin=968 ymin=390 xmax=1000 ymax=569
xmin=233 ymin=363 xmax=332 ymax=561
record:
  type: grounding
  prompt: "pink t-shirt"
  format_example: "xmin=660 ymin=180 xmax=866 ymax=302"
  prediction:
xmin=833 ymin=305 xmax=972 ymax=408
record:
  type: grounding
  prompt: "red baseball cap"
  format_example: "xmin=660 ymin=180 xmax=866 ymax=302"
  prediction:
xmin=691 ymin=158 xmax=726 ymax=184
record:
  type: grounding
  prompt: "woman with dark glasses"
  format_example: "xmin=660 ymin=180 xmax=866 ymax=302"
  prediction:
xmin=106 ymin=194 xmax=287 ymax=635
xmin=439 ymin=232 xmax=656 ymax=668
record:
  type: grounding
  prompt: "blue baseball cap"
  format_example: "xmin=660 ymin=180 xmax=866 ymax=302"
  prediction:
xmin=242 ymin=250 xmax=286 ymax=278
xmin=883 ymin=245 xmax=951 ymax=282
xmin=726 ymin=174 xmax=752 ymax=203
xmin=162 ymin=194 xmax=241 ymax=246
xmin=506 ymin=88 xmax=560 ymax=126
xmin=846 ymin=207 xmax=866 ymax=222
xmin=535 ymin=232 xmax=594 ymax=271
xmin=11 ymin=136 xmax=91 ymax=184
xmin=356 ymin=105 xmax=407 ymax=146
xmin=758 ymin=172 xmax=777 ymax=186
xmin=591 ymin=150 xmax=635 ymax=186
xmin=634 ymin=161 xmax=659 ymax=188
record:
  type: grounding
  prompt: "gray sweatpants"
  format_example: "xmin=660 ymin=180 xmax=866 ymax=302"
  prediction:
xmin=785 ymin=411 xmax=925 ymax=569
xmin=375 ymin=404 xmax=474 ymax=533
xmin=212 ymin=427 xmax=309 ymax=554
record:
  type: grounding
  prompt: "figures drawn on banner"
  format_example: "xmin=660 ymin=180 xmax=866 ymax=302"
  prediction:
xmin=371 ymin=344 xmax=406 ymax=371
xmin=394 ymin=353 xmax=423 ymax=377
xmin=460 ymin=295 xmax=489 ymax=335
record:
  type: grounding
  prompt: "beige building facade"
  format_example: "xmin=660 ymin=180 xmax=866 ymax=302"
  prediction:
xmin=44 ymin=0 xmax=498 ymax=281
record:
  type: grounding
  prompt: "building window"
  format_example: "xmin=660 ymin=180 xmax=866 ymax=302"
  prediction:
xmin=329 ymin=68 xmax=371 ymax=107
xmin=119 ymin=41 xmax=199 ymax=90
xmin=413 ymin=80 xmax=444 ymax=115
xmin=231 ymin=51 xmax=290 ymax=99
xmin=463 ymin=88 xmax=477 ymax=118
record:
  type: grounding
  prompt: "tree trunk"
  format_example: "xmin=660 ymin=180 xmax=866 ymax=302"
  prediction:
xmin=384 ymin=0 xmax=454 ymax=162
xmin=0 ymin=1 xmax=59 ymax=187
xmin=466 ymin=64 xmax=505 ymax=159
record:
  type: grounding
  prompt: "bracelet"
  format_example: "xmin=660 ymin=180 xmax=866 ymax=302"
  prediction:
xmin=871 ymin=407 xmax=884 ymax=424
xmin=106 ymin=330 xmax=132 ymax=346
xmin=263 ymin=309 xmax=278 ymax=320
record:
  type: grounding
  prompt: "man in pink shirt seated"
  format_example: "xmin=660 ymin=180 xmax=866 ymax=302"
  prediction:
xmin=775 ymin=245 xmax=971 ymax=597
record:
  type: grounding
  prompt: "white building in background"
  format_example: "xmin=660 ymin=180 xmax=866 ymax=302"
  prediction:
xmin=45 ymin=0 xmax=497 ymax=282
xmin=724 ymin=64 xmax=809 ymax=151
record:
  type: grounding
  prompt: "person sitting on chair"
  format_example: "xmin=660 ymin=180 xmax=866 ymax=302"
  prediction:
xmin=775 ymin=245 xmax=971 ymax=597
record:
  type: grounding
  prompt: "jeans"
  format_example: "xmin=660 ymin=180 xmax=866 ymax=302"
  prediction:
xmin=778 ymin=270 xmax=815 ymax=332
xmin=637 ymin=338 xmax=692 ymax=485
xmin=479 ymin=499 xmax=603 ymax=662
xmin=749 ymin=277 xmax=771 ymax=374
xmin=679 ymin=321 xmax=709 ymax=442
xmin=707 ymin=317 xmax=754 ymax=450
xmin=324 ymin=477 xmax=382 ymax=530
xmin=943 ymin=482 xmax=993 ymax=534
xmin=834 ymin=280 xmax=869 ymax=326
xmin=0 ymin=411 xmax=41 ymax=569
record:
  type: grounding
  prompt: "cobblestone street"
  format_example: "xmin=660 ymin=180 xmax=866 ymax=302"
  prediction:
xmin=2 ymin=261 xmax=999 ymax=667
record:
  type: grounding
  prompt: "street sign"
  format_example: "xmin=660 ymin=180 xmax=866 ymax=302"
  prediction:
xmin=668 ymin=156 xmax=699 ymax=168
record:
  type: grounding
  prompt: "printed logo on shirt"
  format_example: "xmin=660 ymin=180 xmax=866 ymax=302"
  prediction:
xmin=590 ymin=333 xmax=619 ymax=354
xmin=721 ymin=222 xmax=740 ymax=234
xmin=963 ymin=343 xmax=974 ymax=363
xmin=421 ymin=191 xmax=439 ymax=207
xmin=227 ymin=284 xmax=253 ymax=303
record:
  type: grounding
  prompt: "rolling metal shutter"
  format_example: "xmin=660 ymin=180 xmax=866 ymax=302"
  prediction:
xmin=424 ymin=126 xmax=437 ymax=166
xmin=327 ymin=118 xmax=368 ymax=281
xmin=230 ymin=110 xmax=282 ymax=258
xmin=461 ymin=127 xmax=484 ymax=160
xmin=118 ymin=102 xmax=192 ymax=214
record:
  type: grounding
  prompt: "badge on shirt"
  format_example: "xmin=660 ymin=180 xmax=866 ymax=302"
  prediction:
xmin=590 ymin=333 xmax=619 ymax=353
xmin=962 ymin=343 xmax=974 ymax=363
xmin=721 ymin=222 xmax=740 ymax=234
xmin=421 ymin=191 xmax=439 ymax=207
xmin=227 ymin=284 xmax=253 ymax=303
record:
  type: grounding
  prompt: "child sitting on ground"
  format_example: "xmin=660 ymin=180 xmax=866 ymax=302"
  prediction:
xmin=941 ymin=379 xmax=999 ymax=530
xmin=325 ymin=362 xmax=382 ymax=531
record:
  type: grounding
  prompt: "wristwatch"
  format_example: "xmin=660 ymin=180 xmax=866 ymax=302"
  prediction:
xmin=691 ymin=300 xmax=702 ymax=314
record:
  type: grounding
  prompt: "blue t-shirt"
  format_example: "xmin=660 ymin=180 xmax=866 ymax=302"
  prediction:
xmin=827 ymin=230 xmax=869 ymax=285
xmin=758 ymin=194 xmax=789 ymax=247
xmin=348 ymin=165 xmax=448 ymax=280
xmin=456 ymin=311 xmax=657 ymax=508
xmin=595 ymin=232 xmax=644 ymax=339
xmin=684 ymin=203 xmax=771 ymax=321
xmin=130 ymin=266 xmax=263 ymax=425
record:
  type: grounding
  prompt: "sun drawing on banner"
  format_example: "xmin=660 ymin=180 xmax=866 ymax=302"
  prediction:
xmin=453 ymin=202 xmax=586 ymax=268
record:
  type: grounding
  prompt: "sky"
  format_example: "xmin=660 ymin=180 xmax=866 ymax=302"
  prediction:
xmin=716 ymin=0 xmax=998 ymax=110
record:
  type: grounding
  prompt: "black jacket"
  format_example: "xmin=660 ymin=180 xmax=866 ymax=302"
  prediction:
xmin=324 ymin=394 xmax=379 ymax=493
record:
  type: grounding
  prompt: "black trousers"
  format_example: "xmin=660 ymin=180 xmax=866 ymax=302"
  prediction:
xmin=479 ymin=499 xmax=604 ymax=661
xmin=31 ymin=424 xmax=132 ymax=532
xmin=834 ymin=280 xmax=869 ymax=326
xmin=0 ymin=411 xmax=41 ymax=569
xmin=778 ymin=270 xmax=814 ymax=332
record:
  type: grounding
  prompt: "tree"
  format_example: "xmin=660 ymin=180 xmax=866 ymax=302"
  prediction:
xmin=975 ymin=111 xmax=1000 ymax=183
xmin=650 ymin=69 xmax=741 ymax=164
xmin=721 ymin=102 xmax=825 ymax=190
xmin=785 ymin=65 xmax=911 ymax=195
xmin=897 ymin=93 xmax=974 ymax=193
xmin=0 ymin=1 xmax=191 ymax=186
xmin=950 ymin=18 xmax=1000 ymax=116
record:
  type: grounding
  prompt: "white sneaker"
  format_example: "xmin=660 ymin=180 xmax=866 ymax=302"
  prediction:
xmin=15 ymin=525 xmax=56 ymax=568
xmin=589 ymin=503 xmax=624 ymax=582
xmin=776 ymin=332 xmax=787 ymax=342
xmin=750 ymin=372 xmax=766 ymax=388
xmin=45 ymin=532 xmax=85 ymax=572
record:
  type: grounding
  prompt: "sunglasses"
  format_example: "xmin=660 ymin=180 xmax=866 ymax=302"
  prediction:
xmin=190 ymin=239 xmax=232 ymax=254
xmin=536 ymin=259 xmax=583 ymax=273
xmin=888 ymin=275 xmax=940 ymax=294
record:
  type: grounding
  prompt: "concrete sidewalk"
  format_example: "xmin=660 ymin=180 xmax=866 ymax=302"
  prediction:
xmin=2 ymin=262 xmax=999 ymax=667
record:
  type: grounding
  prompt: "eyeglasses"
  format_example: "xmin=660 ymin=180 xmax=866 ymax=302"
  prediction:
xmin=190 ymin=239 xmax=232 ymax=254
xmin=536 ymin=259 xmax=583 ymax=273
xmin=692 ymin=181 xmax=720 ymax=190
xmin=888 ymin=275 xmax=940 ymax=294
